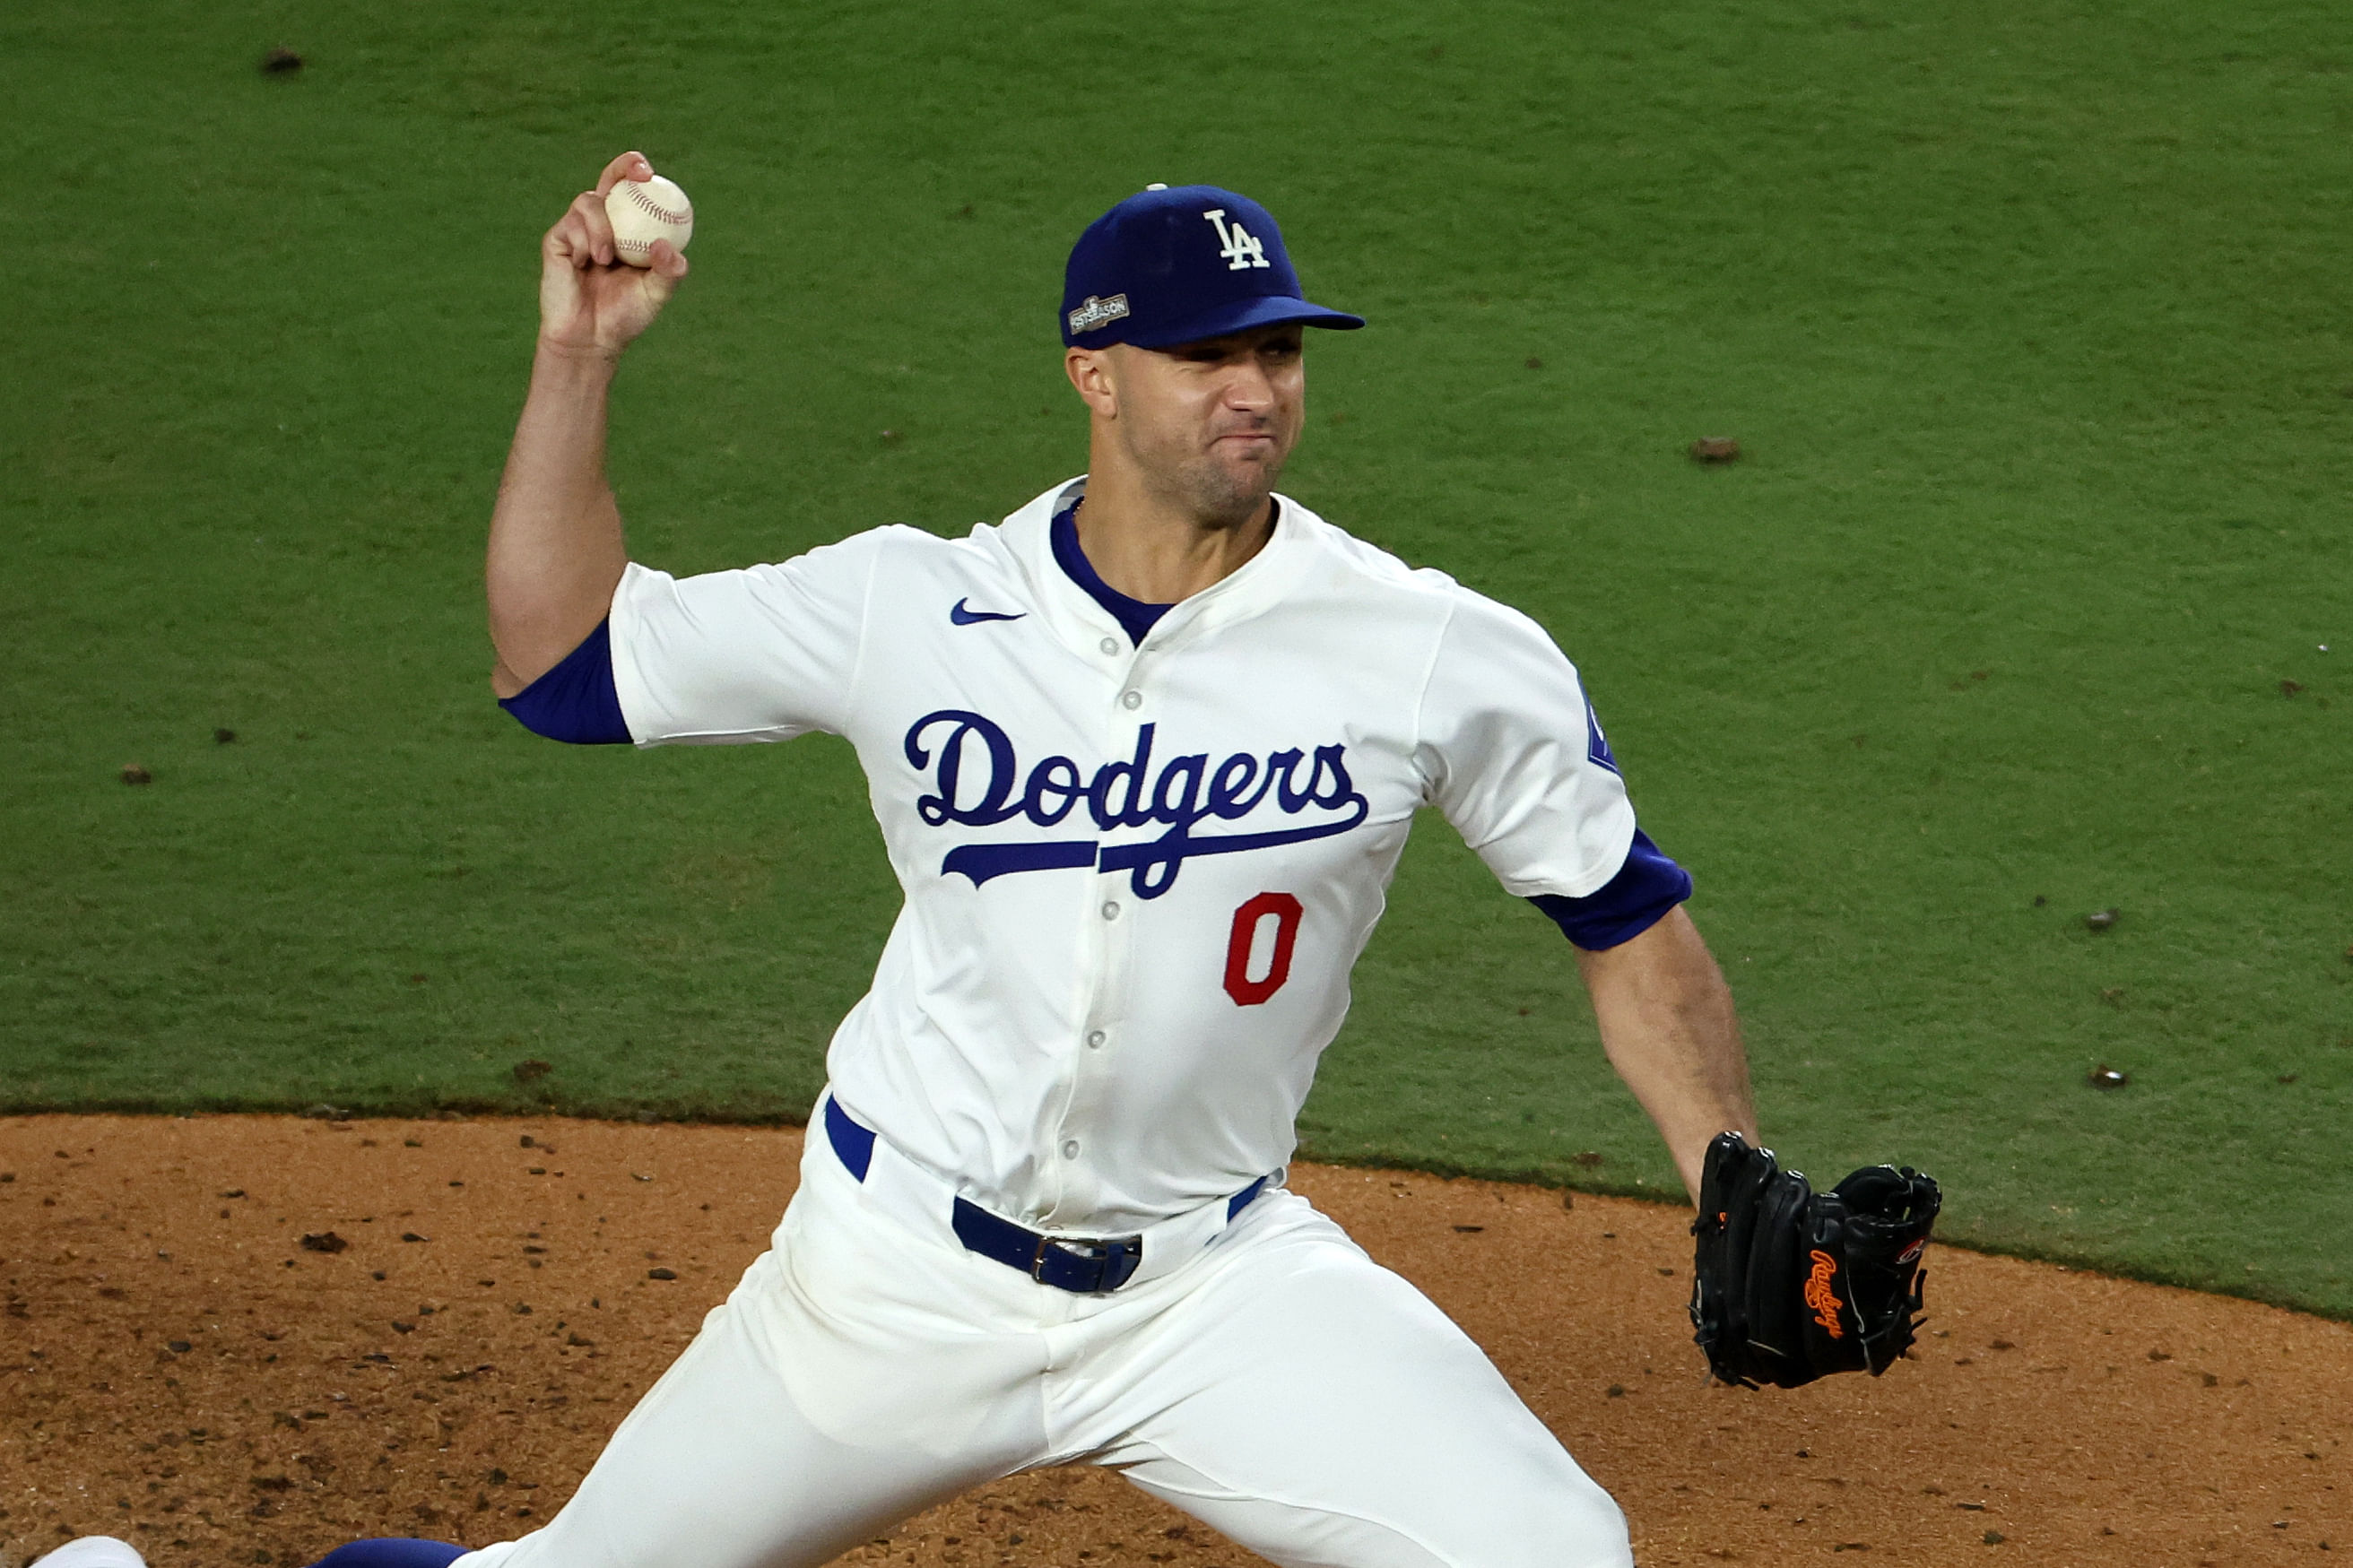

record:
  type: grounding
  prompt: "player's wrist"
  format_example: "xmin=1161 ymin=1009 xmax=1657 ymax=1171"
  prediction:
xmin=533 ymin=334 xmax=626 ymax=373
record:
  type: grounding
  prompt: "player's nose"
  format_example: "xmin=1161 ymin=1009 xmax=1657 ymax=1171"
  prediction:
xmin=1220 ymin=360 xmax=1278 ymax=411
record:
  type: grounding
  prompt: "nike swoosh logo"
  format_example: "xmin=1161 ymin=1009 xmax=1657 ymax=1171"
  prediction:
xmin=950 ymin=598 xmax=1027 ymax=626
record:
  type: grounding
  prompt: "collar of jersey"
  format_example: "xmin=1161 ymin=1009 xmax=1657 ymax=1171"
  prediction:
xmin=989 ymin=475 xmax=1320 ymax=659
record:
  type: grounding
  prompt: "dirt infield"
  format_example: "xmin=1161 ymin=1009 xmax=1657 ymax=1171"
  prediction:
xmin=0 ymin=1115 xmax=2345 ymax=1568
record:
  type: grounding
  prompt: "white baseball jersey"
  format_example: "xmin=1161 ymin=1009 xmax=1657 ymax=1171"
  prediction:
xmin=609 ymin=478 xmax=1636 ymax=1234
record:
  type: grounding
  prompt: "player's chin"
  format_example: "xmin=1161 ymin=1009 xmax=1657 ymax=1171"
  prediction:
xmin=1209 ymin=435 xmax=1288 ymax=486
xmin=1168 ymin=462 xmax=1270 ymax=529
xmin=1204 ymin=451 xmax=1280 ymax=493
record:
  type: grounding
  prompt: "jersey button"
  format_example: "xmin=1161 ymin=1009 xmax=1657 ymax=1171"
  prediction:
xmin=1120 ymin=689 xmax=1142 ymax=710
xmin=1100 ymin=900 xmax=1120 ymax=921
xmin=1098 ymin=637 xmax=1120 ymax=656
xmin=1086 ymin=1029 xmax=1107 ymax=1049
xmin=1061 ymin=1139 xmax=1081 ymax=1160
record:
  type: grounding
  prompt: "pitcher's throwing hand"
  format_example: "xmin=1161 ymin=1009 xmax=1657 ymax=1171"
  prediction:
xmin=537 ymin=150 xmax=689 ymax=360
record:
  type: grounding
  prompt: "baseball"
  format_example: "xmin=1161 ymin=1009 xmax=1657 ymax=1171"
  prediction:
xmin=604 ymin=174 xmax=693 ymax=266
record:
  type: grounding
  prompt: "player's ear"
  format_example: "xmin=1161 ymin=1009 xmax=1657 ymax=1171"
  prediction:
xmin=1065 ymin=346 xmax=1118 ymax=420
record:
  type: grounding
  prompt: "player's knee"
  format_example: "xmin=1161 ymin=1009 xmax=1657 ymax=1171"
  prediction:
xmin=1563 ymin=1487 xmax=1634 ymax=1567
xmin=1505 ymin=1473 xmax=1631 ymax=1568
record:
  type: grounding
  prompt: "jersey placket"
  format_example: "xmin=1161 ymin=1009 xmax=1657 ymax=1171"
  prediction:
xmin=1038 ymin=600 xmax=1160 ymax=1229
xmin=1022 ymin=504 xmax=1303 ymax=1231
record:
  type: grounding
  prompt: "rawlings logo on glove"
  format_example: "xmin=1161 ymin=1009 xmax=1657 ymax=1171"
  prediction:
xmin=1802 ymin=1250 xmax=1845 ymax=1338
xmin=1688 ymin=1132 xmax=1940 ymax=1390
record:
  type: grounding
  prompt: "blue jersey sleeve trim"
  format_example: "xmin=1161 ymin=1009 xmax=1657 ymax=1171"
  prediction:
xmin=497 ymin=619 xmax=631 ymax=745
xmin=1527 ymin=827 xmax=1693 ymax=951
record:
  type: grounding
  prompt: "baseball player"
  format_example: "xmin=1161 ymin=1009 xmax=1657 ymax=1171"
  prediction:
xmin=52 ymin=153 xmax=1757 ymax=1568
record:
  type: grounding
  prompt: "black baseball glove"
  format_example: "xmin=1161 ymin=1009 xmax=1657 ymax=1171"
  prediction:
xmin=1688 ymin=1131 xmax=1940 ymax=1390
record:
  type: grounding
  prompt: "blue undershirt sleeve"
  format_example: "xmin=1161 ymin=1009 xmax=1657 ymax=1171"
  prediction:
xmin=496 ymin=619 xmax=631 ymax=744
xmin=1526 ymin=827 xmax=1693 ymax=951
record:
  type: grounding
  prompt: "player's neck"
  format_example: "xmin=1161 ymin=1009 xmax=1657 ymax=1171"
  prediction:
xmin=1071 ymin=474 xmax=1274 ymax=606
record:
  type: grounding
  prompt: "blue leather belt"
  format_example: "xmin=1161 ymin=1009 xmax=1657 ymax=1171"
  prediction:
xmin=823 ymin=1096 xmax=1268 ymax=1295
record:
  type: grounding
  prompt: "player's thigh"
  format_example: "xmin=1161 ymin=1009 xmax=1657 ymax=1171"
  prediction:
xmin=1100 ymin=1197 xmax=1631 ymax=1568
xmin=456 ymin=1206 xmax=1042 ymax=1568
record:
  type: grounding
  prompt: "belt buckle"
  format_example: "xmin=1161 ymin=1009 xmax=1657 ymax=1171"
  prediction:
xmin=1030 ymin=1233 xmax=1140 ymax=1293
xmin=1031 ymin=1234 xmax=1096 ymax=1282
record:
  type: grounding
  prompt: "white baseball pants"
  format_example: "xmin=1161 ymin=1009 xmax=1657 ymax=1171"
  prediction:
xmin=454 ymin=1120 xmax=1631 ymax=1568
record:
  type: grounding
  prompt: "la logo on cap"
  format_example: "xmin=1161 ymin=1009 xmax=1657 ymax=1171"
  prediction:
xmin=1058 ymin=182 xmax=1364 ymax=348
xmin=1203 ymin=209 xmax=1270 ymax=273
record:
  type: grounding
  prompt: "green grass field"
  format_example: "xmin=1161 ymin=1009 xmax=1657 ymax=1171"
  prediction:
xmin=4 ymin=0 xmax=2349 ymax=1315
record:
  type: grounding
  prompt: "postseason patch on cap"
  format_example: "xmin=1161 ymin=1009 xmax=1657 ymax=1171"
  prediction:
xmin=1066 ymin=294 xmax=1131 ymax=335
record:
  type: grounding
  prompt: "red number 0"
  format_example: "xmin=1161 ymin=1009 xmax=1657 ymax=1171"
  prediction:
xmin=1223 ymin=892 xmax=1303 ymax=1007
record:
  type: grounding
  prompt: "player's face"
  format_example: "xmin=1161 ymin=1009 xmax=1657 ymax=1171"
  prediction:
xmin=1094 ymin=325 xmax=1306 ymax=529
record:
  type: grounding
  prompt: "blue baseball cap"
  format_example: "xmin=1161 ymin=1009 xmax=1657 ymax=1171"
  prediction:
xmin=1061 ymin=184 xmax=1365 ymax=350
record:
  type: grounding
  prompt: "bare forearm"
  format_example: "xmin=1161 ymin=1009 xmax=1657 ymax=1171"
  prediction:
xmin=1575 ymin=906 xmax=1757 ymax=1203
xmin=486 ymin=344 xmax=631 ymax=696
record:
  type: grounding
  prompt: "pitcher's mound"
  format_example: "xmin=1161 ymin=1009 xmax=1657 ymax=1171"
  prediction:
xmin=1 ymin=1116 xmax=2345 ymax=1566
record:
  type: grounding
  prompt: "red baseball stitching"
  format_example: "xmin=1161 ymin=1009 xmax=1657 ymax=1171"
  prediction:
xmin=616 ymin=181 xmax=690 ymax=227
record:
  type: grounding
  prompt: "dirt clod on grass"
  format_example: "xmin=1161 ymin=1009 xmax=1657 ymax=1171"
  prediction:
xmin=2 ymin=1114 xmax=2347 ymax=1568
